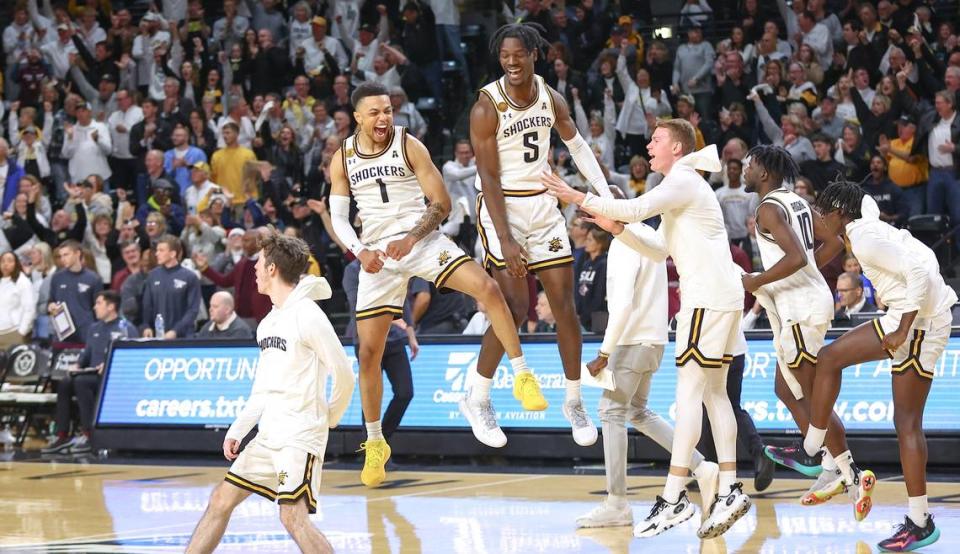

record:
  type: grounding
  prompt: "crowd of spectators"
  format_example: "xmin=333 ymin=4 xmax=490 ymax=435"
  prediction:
xmin=0 ymin=0 xmax=958 ymax=357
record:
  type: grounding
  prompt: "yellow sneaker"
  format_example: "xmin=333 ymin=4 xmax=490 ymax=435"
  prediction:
xmin=359 ymin=439 xmax=391 ymax=487
xmin=513 ymin=371 xmax=548 ymax=411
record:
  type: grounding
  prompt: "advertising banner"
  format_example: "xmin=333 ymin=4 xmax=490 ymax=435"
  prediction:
xmin=96 ymin=336 xmax=960 ymax=432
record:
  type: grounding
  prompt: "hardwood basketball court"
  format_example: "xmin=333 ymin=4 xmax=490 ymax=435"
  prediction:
xmin=2 ymin=458 xmax=958 ymax=552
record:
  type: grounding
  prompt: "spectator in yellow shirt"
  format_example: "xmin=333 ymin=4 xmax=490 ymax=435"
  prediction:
xmin=210 ymin=123 xmax=257 ymax=211
xmin=878 ymin=115 xmax=927 ymax=218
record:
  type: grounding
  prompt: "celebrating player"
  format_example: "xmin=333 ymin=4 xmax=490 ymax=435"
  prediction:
xmin=804 ymin=181 xmax=957 ymax=552
xmin=543 ymin=121 xmax=750 ymax=539
xmin=329 ymin=82 xmax=547 ymax=487
xmin=575 ymin=187 xmax=720 ymax=532
xmin=469 ymin=23 xmax=616 ymax=448
xmin=186 ymin=233 xmax=354 ymax=554
xmin=740 ymin=145 xmax=875 ymax=512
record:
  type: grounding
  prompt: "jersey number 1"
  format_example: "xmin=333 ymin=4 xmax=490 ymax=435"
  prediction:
xmin=376 ymin=178 xmax=389 ymax=203
xmin=523 ymin=131 xmax=539 ymax=162
xmin=798 ymin=211 xmax=814 ymax=250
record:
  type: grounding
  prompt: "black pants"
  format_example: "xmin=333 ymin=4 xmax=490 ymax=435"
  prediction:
xmin=55 ymin=374 xmax=101 ymax=434
xmin=697 ymin=354 xmax=764 ymax=461
xmin=355 ymin=340 xmax=413 ymax=438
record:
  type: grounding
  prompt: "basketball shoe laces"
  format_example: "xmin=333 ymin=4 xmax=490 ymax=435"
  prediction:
xmin=647 ymin=496 xmax=669 ymax=519
xmin=567 ymin=401 xmax=589 ymax=428
xmin=477 ymin=401 xmax=499 ymax=429
xmin=358 ymin=441 xmax=385 ymax=465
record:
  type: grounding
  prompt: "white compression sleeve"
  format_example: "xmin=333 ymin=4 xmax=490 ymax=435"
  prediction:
xmin=329 ymin=195 xmax=364 ymax=255
xmin=563 ymin=132 xmax=613 ymax=198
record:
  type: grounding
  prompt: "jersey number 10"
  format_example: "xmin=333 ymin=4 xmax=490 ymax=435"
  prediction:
xmin=798 ymin=211 xmax=814 ymax=250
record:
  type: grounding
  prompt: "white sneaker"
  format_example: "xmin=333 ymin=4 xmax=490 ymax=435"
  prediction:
xmin=694 ymin=461 xmax=720 ymax=517
xmin=459 ymin=396 xmax=507 ymax=448
xmin=563 ymin=400 xmax=598 ymax=446
xmin=634 ymin=490 xmax=696 ymax=538
xmin=576 ymin=498 xmax=633 ymax=528
xmin=801 ymin=468 xmax=846 ymax=506
xmin=0 ymin=426 xmax=16 ymax=445
xmin=697 ymin=482 xmax=752 ymax=539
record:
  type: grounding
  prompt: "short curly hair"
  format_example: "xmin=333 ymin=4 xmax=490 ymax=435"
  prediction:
xmin=260 ymin=230 xmax=310 ymax=284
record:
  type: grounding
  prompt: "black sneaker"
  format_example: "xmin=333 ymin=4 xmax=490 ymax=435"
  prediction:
xmin=41 ymin=436 xmax=73 ymax=454
xmin=878 ymin=515 xmax=940 ymax=552
xmin=754 ymin=448 xmax=775 ymax=491
xmin=763 ymin=440 xmax=823 ymax=477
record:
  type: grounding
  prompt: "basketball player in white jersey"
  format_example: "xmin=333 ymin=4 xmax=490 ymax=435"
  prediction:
xmin=186 ymin=233 xmax=353 ymax=554
xmin=543 ymin=120 xmax=750 ymax=539
xmin=805 ymin=181 xmax=957 ymax=552
xmin=469 ymin=23 xmax=616 ymax=447
xmin=329 ymin=82 xmax=547 ymax=487
xmin=574 ymin=187 xmax=721 ymax=534
xmin=740 ymin=145 xmax=876 ymax=515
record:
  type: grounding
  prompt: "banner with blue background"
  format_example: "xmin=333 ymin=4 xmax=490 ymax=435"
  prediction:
xmin=96 ymin=335 xmax=960 ymax=432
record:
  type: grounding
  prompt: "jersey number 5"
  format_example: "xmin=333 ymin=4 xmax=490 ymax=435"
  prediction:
xmin=522 ymin=131 xmax=539 ymax=163
xmin=798 ymin=211 xmax=814 ymax=250
xmin=376 ymin=178 xmax=389 ymax=203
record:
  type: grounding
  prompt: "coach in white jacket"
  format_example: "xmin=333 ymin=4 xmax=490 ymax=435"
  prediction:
xmin=187 ymin=233 xmax=354 ymax=554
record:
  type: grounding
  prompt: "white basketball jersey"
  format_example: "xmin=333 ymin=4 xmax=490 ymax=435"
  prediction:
xmin=755 ymin=187 xmax=834 ymax=325
xmin=474 ymin=75 xmax=556 ymax=192
xmin=342 ymin=126 xmax=425 ymax=244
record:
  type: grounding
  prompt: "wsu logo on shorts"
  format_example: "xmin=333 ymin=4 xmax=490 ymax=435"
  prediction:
xmin=437 ymin=250 xmax=451 ymax=266
xmin=548 ymin=237 xmax=563 ymax=253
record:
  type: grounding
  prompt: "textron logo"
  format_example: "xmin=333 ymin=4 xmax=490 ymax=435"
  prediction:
xmin=435 ymin=352 xmax=478 ymax=404
xmin=445 ymin=352 xmax=477 ymax=392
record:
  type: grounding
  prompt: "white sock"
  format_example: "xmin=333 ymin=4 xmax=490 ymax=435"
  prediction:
xmin=822 ymin=451 xmax=837 ymax=471
xmin=804 ymin=426 xmax=826 ymax=456
xmin=365 ymin=420 xmax=384 ymax=441
xmin=471 ymin=375 xmax=493 ymax=402
xmin=719 ymin=470 xmax=737 ymax=494
xmin=565 ymin=378 xmax=581 ymax=403
xmin=908 ymin=495 xmax=929 ymax=526
xmin=509 ymin=356 xmax=530 ymax=375
xmin=834 ymin=450 xmax=855 ymax=484
xmin=663 ymin=473 xmax=685 ymax=504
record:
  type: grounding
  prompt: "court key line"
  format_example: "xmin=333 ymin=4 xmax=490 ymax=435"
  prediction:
xmin=1 ymin=472 xmax=552 ymax=548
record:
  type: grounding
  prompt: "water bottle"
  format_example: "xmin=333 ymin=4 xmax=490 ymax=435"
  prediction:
xmin=118 ymin=318 xmax=129 ymax=338
xmin=154 ymin=313 xmax=165 ymax=339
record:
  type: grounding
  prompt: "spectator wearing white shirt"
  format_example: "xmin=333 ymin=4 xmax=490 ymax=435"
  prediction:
xmin=389 ymin=87 xmax=426 ymax=139
xmin=107 ymin=89 xmax=144 ymax=191
xmin=442 ymin=139 xmax=478 ymax=222
xmin=301 ymin=16 xmax=348 ymax=77
xmin=62 ymin=101 xmax=112 ymax=184
xmin=76 ymin=8 xmax=107 ymax=55
xmin=796 ymin=10 xmax=833 ymax=69
xmin=615 ymin=45 xmax=671 ymax=160
xmin=359 ymin=53 xmax=402 ymax=90
xmin=301 ymin=101 xmax=335 ymax=152
xmin=41 ymin=23 xmax=78 ymax=80
xmin=430 ymin=0 xmax=470 ymax=88
xmin=462 ymin=300 xmax=491 ymax=335
xmin=184 ymin=161 xmax=220 ymax=215
xmin=3 ymin=7 xmax=36 ymax=100
xmin=338 ymin=13 xmax=390 ymax=79
xmin=288 ymin=1 xmax=314 ymax=62
xmin=573 ymin=89 xmax=616 ymax=170
xmin=0 ymin=252 xmax=36 ymax=349
xmin=131 ymin=13 xmax=171 ymax=92
xmin=14 ymin=126 xmax=50 ymax=180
